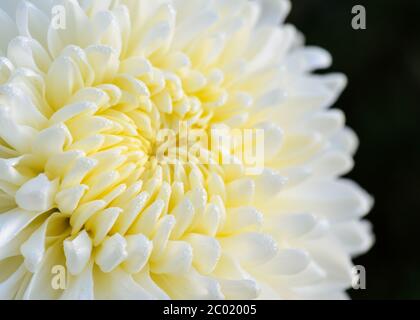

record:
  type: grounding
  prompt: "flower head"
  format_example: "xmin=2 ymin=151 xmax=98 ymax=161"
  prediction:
xmin=0 ymin=0 xmax=373 ymax=299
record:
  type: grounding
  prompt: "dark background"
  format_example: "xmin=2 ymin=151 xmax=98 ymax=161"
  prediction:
xmin=288 ymin=0 xmax=420 ymax=299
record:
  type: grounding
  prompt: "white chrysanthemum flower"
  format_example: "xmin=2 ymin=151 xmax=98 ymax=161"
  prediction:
xmin=0 ymin=0 xmax=373 ymax=300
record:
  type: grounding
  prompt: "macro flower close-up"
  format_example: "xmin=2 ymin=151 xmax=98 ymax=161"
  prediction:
xmin=0 ymin=0 xmax=374 ymax=300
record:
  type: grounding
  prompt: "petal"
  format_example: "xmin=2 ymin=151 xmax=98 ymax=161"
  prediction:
xmin=121 ymin=234 xmax=153 ymax=274
xmin=15 ymin=174 xmax=58 ymax=212
xmin=332 ymin=220 xmax=374 ymax=256
xmin=218 ymin=278 xmax=259 ymax=300
xmin=226 ymin=178 xmax=255 ymax=207
xmin=150 ymin=240 xmax=193 ymax=274
xmin=256 ymin=249 xmax=311 ymax=276
xmin=256 ymin=0 xmax=291 ymax=27
xmin=0 ymin=8 xmax=18 ymax=55
xmin=16 ymin=0 xmax=50 ymax=48
xmin=93 ymin=267 xmax=153 ymax=300
xmin=220 ymin=232 xmax=277 ymax=266
xmin=60 ymin=262 xmax=94 ymax=300
xmin=22 ymin=241 xmax=66 ymax=300
xmin=274 ymin=179 xmax=373 ymax=222
xmin=20 ymin=212 xmax=65 ymax=272
xmin=0 ymin=259 xmax=27 ymax=299
xmin=63 ymin=230 xmax=92 ymax=275
xmin=95 ymin=233 xmax=127 ymax=273
xmin=153 ymin=268 xmax=223 ymax=299
xmin=0 ymin=208 xmax=43 ymax=248
xmin=184 ymin=234 xmax=221 ymax=275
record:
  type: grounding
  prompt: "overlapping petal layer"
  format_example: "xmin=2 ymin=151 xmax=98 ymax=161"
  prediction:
xmin=0 ymin=0 xmax=373 ymax=300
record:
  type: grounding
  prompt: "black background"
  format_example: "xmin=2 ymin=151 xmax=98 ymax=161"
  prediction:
xmin=288 ymin=0 xmax=420 ymax=299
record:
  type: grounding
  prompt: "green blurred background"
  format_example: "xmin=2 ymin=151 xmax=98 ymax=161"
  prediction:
xmin=288 ymin=0 xmax=420 ymax=299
